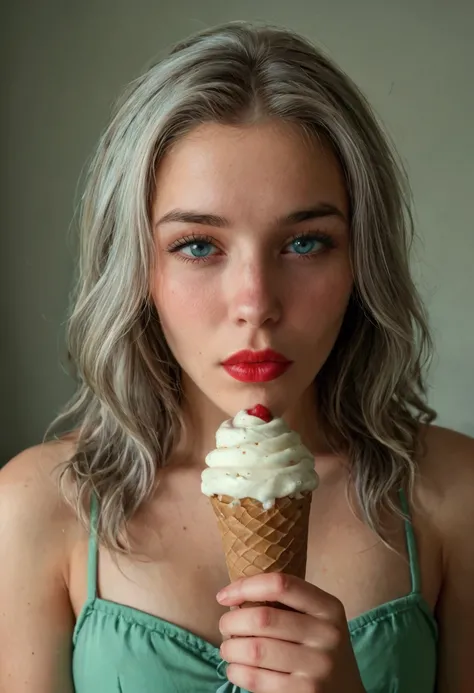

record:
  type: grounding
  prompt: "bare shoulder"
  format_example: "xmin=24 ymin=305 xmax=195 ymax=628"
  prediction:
xmin=0 ymin=437 xmax=80 ymax=691
xmin=0 ymin=435 xmax=80 ymax=555
xmin=417 ymin=427 xmax=474 ymax=689
xmin=415 ymin=423 xmax=474 ymax=535
xmin=417 ymin=423 xmax=474 ymax=486
xmin=0 ymin=435 xmax=78 ymax=499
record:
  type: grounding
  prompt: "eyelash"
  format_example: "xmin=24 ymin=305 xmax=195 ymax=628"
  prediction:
xmin=166 ymin=231 xmax=336 ymax=264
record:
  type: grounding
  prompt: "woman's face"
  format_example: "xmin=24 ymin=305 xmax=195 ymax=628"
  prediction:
xmin=151 ymin=120 xmax=352 ymax=419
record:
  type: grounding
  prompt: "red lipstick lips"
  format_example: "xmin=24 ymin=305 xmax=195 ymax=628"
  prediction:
xmin=222 ymin=348 xmax=292 ymax=383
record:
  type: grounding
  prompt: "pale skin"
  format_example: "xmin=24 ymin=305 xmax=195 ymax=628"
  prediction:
xmin=0 ymin=120 xmax=473 ymax=692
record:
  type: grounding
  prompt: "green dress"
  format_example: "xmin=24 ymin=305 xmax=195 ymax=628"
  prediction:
xmin=72 ymin=489 xmax=437 ymax=692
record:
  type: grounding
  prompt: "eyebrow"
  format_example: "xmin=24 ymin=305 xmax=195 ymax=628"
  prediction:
xmin=155 ymin=202 xmax=347 ymax=229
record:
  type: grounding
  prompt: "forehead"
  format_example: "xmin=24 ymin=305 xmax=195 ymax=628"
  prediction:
xmin=152 ymin=120 xmax=349 ymax=224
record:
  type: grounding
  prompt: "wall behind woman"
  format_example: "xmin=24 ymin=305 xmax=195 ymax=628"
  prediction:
xmin=2 ymin=0 xmax=473 ymax=464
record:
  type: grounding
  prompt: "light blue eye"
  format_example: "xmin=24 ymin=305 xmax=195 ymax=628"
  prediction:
xmin=288 ymin=237 xmax=321 ymax=255
xmin=182 ymin=241 xmax=215 ymax=258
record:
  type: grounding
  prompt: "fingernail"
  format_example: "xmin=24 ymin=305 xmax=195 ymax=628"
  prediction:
xmin=216 ymin=589 xmax=229 ymax=603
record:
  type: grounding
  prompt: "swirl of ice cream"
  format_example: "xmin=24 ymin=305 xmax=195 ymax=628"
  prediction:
xmin=201 ymin=409 xmax=319 ymax=505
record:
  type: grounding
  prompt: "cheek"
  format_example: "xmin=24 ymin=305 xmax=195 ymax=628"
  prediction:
xmin=294 ymin=263 xmax=352 ymax=311
xmin=289 ymin=265 xmax=353 ymax=340
xmin=152 ymin=266 xmax=222 ymax=342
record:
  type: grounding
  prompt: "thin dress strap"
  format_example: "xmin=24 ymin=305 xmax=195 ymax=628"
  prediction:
xmin=398 ymin=487 xmax=421 ymax=594
xmin=87 ymin=492 xmax=99 ymax=601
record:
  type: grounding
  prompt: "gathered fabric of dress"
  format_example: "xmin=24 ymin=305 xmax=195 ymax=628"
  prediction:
xmin=72 ymin=489 xmax=437 ymax=692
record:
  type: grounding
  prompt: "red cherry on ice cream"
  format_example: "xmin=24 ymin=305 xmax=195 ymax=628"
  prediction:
xmin=246 ymin=404 xmax=273 ymax=422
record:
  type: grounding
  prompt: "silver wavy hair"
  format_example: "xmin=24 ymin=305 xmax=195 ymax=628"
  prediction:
xmin=45 ymin=20 xmax=436 ymax=551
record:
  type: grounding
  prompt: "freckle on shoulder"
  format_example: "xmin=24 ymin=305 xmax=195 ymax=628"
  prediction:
xmin=0 ymin=436 xmax=80 ymax=536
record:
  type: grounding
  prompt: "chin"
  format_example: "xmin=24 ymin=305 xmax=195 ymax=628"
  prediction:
xmin=214 ymin=382 xmax=303 ymax=420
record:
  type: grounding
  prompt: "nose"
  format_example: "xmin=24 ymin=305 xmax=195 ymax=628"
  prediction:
xmin=225 ymin=255 xmax=282 ymax=328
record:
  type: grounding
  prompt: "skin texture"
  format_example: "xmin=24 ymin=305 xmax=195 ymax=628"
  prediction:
xmin=217 ymin=573 xmax=365 ymax=692
xmin=151 ymin=120 xmax=353 ymax=460
xmin=0 ymin=440 xmax=77 ymax=693
xmin=0 ymin=120 xmax=473 ymax=692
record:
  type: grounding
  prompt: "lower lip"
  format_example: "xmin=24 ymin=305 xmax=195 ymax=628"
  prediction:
xmin=222 ymin=361 xmax=292 ymax=383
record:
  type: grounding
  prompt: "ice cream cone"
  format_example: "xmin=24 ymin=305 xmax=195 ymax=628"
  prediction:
xmin=210 ymin=492 xmax=312 ymax=608
xmin=202 ymin=404 xmax=318 ymax=609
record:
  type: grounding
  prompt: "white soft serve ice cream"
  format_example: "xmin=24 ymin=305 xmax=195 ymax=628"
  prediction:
xmin=201 ymin=407 xmax=319 ymax=507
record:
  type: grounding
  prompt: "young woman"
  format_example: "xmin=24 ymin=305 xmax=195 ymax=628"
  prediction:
xmin=1 ymin=20 xmax=472 ymax=693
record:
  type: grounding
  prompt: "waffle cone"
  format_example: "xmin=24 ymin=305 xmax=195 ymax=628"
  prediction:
xmin=210 ymin=493 xmax=312 ymax=608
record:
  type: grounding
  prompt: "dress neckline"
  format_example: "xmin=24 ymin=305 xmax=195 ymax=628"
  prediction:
xmin=74 ymin=487 xmax=437 ymax=652
xmin=73 ymin=588 xmax=437 ymax=655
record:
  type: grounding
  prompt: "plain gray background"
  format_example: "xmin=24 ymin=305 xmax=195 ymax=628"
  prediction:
xmin=2 ymin=1 xmax=473 ymax=464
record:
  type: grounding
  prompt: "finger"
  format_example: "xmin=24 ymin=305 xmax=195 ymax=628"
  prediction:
xmin=221 ymin=636 xmax=326 ymax=678
xmin=227 ymin=664 xmax=329 ymax=693
xmin=219 ymin=605 xmax=341 ymax=648
xmin=226 ymin=663 xmax=289 ymax=693
xmin=228 ymin=663 xmax=318 ymax=693
xmin=217 ymin=573 xmax=344 ymax=621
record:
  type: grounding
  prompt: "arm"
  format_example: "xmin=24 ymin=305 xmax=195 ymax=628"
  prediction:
xmin=432 ymin=431 xmax=474 ymax=693
xmin=0 ymin=444 xmax=76 ymax=693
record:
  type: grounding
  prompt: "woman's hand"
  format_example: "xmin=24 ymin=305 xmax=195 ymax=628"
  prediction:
xmin=217 ymin=573 xmax=365 ymax=693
